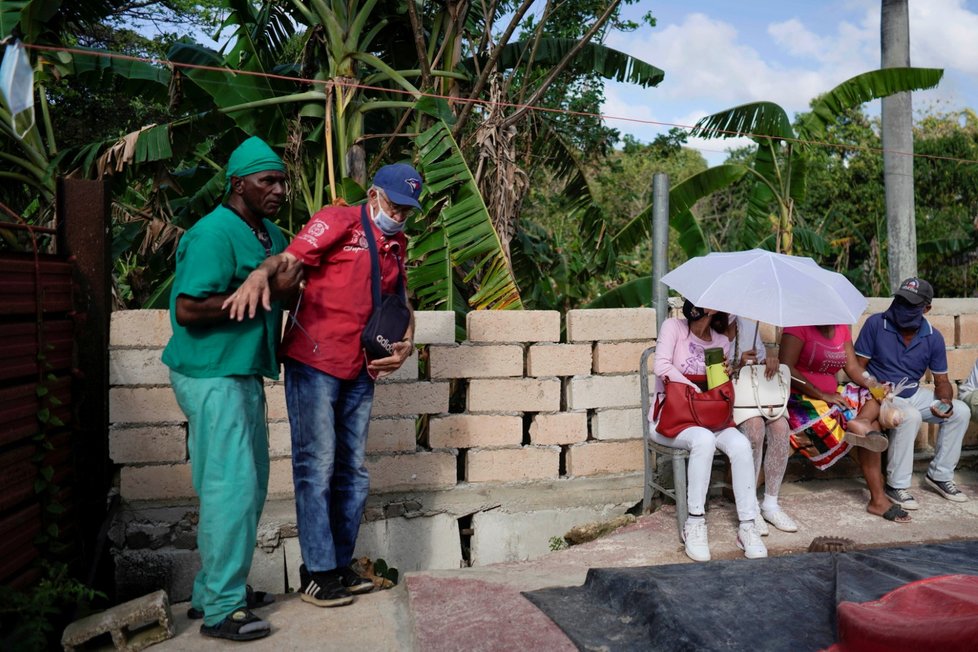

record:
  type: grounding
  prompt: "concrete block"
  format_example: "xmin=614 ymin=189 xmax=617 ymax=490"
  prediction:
xmin=368 ymin=418 xmax=418 ymax=453
xmin=62 ymin=589 xmax=173 ymax=652
xmin=248 ymin=546 xmax=286 ymax=595
xmin=268 ymin=420 xmax=292 ymax=458
xmin=429 ymin=344 xmax=523 ymax=379
xmin=853 ymin=313 xmax=870 ymax=340
xmin=592 ymin=341 xmax=655 ymax=373
xmin=929 ymin=298 xmax=978 ymax=315
xmin=109 ymin=426 xmax=186 ymax=464
xmin=945 ymin=347 xmax=978 ymax=383
xmin=268 ymin=458 xmax=294 ymax=497
xmin=528 ymin=412 xmax=588 ymax=446
xmin=465 ymin=446 xmax=560 ymax=483
xmin=959 ymin=314 xmax=978 ymax=346
xmin=353 ymin=513 xmax=464 ymax=572
xmin=927 ymin=314 xmax=955 ymax=344
xmin=467 ymin=378 xmax=561 ymax=413
xmin=526 ymin=344 xmax=592 ymax=377
xmin=470 ymin=504 xmax=628 ymax=566
xmin=265 ymin=383 xmax=287 ymax=420
xmin=114 ymin=548 xmax=200 ymax=605
xmin=566 ymin=308 xmax=655 ymax=342
xmin=110 ymin=310 xmax=172 ymax=348
xmin=414 ymin=310 xmax=456 ymax=344
xmin=377 ymin=350 xmax=419 ymax=382
xmin=466 ymin=310 xmax=560 ymax=343
xmin=367 ymin=451 xmax=457 ymax=492
xmin=372 ymin=382 xmax=450 ymax=417
xmin=110 ymin=348 xmax=169 ymax=386
xmin=565 ymin=440 xmax=645 ymax=476
xmin=591 ymin=408 xmax=643 ymax=440
xmin=565 ymin=374 xmax=641 ymax=410
xmin=429 ymin=414 xmax=523 ymax=449
xmin=110 ymin=388 xmax=184 ymax=425
xmin=120 ymin=464 xmax=194 ymax=502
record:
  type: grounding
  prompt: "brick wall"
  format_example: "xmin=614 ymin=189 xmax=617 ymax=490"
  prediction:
xmin=109 ymin=302 xmax=978 ymax=504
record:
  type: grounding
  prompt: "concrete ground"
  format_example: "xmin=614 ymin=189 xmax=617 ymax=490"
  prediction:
xmin=158 ymin=468 xmax=978 ymax=651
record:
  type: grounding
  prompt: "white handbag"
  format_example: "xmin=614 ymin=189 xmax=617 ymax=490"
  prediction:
xmin=732 ymin=363 xmax=790 ymax=424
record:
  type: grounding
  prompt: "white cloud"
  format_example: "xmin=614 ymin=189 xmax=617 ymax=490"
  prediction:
xmin=601 ymin=1 xmax=978 ymax=158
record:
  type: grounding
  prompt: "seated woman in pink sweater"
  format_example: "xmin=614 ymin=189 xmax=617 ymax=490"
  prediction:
xmin=650 ymin=301 xmax=767 ymax=562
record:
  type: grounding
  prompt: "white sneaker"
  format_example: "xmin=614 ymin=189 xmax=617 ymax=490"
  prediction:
xmin=761 ymin=508 xmax=799 ymax=533
xmin=682 ymin=518 xmax=711 ymax=562
xmin=737 ymin=522 xmax=768 ymax=559
xmin=754 ymin=513 xmax=770 ymax=536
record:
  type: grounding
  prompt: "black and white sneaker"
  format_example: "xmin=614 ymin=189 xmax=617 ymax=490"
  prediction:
xmin=884 ymin=485 xmax=919 ymax=510
xmin=299 ymin=564 xmax=353 ymax=607
xmin=925 ymin=475 xmax=968 ymax=502
xmin=337 ymin=566 xmax=375 ymax=594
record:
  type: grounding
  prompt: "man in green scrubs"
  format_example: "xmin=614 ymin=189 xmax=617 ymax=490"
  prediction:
xmin=162 ymin=136 xmax=299 ymax=641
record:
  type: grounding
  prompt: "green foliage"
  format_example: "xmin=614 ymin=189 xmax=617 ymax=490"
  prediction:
xmin=371 ymin=558 xmax=398 ymax=585
xmin=548 ymin=535 xmax=568 ymax=552
xmin=0 ymin=562 xmax=104 ymax=652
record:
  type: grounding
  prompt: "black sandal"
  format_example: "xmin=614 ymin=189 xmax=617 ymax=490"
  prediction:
xmin=188 ymin=585 xmax=276 ymax=620
xmin=880 ymin=504 xmax=912 ymax=523
xmin=199 ymin=608 xmax=270 ymax=641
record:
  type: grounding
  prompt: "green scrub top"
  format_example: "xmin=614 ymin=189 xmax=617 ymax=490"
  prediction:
xmin=162 ymin=205 xmax=286 ymax=379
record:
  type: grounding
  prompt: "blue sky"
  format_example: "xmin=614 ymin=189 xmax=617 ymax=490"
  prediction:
xmin=598 ymin=0 xmax=978 ymax=164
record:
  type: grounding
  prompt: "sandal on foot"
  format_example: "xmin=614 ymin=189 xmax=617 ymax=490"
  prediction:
xmin=199 ymin=608 xmax=270 ymax=641
xmin=845 ymin=430 xmax=889 ymax=453
xmin=188 ymin=585 xmax=275 ymax=620
xmin=879 ymin=504 xmax=912 ymax=523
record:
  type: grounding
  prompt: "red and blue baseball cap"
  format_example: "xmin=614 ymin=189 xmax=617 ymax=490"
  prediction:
xmin=374 ymin=163 xmax=423 ymax=209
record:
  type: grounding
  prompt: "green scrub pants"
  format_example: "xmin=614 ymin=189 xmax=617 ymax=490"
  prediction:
xmin=170 ymin=370 xmax=270 ymax=626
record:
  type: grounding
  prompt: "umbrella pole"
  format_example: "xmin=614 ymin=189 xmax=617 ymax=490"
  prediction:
xmin=652 ymin=173 xmax=669 ymax=333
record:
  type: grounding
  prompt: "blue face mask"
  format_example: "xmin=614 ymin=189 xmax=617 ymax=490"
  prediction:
xmin=885 ymin=299 xmax=925 ymax=330
xmin=372 ymin=203 xmax=405 ymax=236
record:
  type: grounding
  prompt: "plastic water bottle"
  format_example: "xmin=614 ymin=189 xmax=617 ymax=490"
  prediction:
xmin=862 ymin=371 xmax=888 ymax=401
xmin=704 ymin=347 xmax=729 ymax=389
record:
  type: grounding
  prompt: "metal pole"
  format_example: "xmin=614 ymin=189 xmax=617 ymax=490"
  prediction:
xmin=652 ymin=173 xmax=669 ymax=332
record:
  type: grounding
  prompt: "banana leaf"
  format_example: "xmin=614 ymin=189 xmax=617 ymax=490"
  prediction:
xmin=585 ymin=277 xmax=651 ymax=309
xmin=796 ymin=67 xmax=944 ymax=142
xmin=691 ymin=102 xmax=793 ymax=141
xmin=466 ymin=38 xmax=664 ymax=87
xmin=412 ymin=99 xmax=522 ymax=312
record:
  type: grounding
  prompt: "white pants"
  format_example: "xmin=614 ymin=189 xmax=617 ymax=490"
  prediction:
xmin=651 ymin=425 xmax=758 ymax=521
xmin=886 ymin=388 xmax=969 ymax=488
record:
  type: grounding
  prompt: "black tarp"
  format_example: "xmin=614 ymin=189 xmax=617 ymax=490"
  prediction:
xmin=522 ymin=540 xmax=978 ymax=652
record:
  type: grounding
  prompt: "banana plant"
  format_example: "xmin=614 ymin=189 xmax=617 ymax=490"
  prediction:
xmin=591 ymin=66 xmax=945 ymax=308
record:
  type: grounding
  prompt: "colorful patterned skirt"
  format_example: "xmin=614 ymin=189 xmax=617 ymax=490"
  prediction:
xmin=786 ymin=384 xmax=869 ymax=470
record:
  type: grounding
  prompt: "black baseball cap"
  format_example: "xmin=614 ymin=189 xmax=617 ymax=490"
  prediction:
xmin=894 ymin=277 xmax=934 ymax=306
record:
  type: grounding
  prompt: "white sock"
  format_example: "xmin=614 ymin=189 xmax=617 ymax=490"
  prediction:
xmin=761 ymin=493 xmax=780 ymax=513
xmin=687 ymin=513 xmax=705 ymax=524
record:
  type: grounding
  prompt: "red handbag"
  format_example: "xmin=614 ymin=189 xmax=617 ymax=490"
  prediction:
xmin=653 ymin=375 xmax=736 ymax=437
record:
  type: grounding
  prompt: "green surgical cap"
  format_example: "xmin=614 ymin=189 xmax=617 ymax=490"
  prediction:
xmin=224 ymin=136 xmax=286 ymax=195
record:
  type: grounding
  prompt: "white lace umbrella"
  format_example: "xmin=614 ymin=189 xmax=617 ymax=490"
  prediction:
xmin=660 ymin=249 xmax=867 ymax=327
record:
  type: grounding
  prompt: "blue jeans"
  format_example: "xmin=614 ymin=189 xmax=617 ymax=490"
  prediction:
xmin=285 ymin=359 xmax=374 ymax=572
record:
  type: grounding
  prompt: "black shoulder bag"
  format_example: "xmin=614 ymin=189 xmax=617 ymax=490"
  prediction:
xmin=360 ymin=205 xmax=411 ymax=360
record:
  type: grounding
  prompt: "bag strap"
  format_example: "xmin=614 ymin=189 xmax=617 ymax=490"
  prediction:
xmin=360 ymin=204 xmax=404 ymax=307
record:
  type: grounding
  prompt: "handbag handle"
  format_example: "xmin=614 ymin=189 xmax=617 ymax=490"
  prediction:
xmin=750 ymin=364 xmax=789 ymax=421
xmin=360 ymin=205 xmax=404 ymax=313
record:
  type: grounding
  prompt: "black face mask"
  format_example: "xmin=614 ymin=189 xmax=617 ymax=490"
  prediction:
xmin=885 ymin=297 xmax=926 ymax=330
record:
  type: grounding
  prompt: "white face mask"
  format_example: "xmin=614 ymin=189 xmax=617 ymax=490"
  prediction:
xmin=372 ymin=199 xmax=405 ymax=236
xmin=0 ymin=40 xmax=35 ymax=139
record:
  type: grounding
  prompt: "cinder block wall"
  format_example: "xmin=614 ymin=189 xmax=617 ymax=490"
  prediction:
xmin=108 ymin=301 xmax=978 ymax=600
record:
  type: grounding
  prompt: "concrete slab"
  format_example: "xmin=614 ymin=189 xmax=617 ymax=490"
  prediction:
xmin=154 ymin=469 xmax=978 ymax=651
